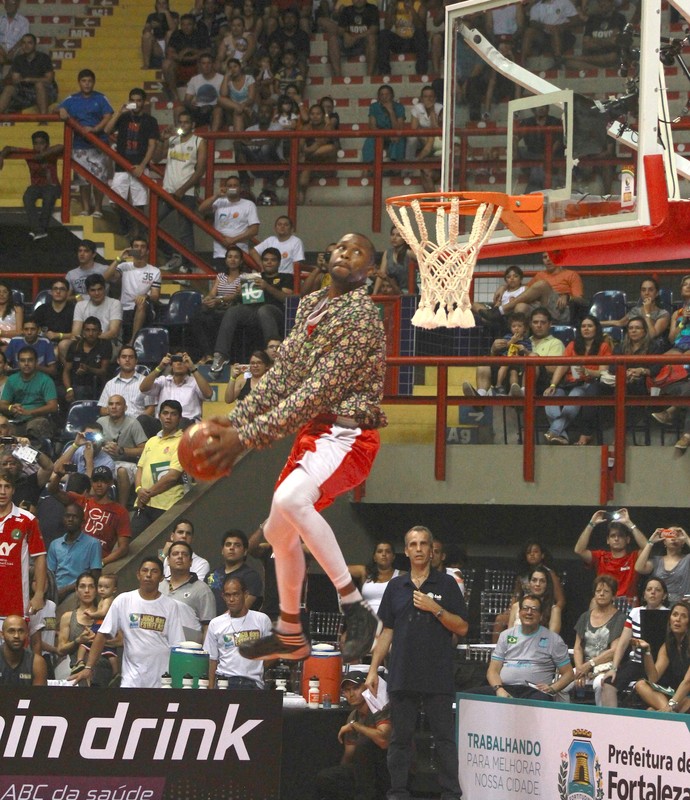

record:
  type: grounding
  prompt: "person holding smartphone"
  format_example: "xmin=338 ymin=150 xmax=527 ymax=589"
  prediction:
xmin=138 ymin=348 xmax=213 ymax=427
xmin=574 ymin=508 xmax=650 ymax=599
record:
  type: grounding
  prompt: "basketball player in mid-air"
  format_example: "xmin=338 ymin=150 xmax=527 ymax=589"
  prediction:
xmin=200 ymin=232 xmax=387 ymax=662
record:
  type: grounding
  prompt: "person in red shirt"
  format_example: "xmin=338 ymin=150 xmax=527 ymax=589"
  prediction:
xmin=500 ymin=252 xmax=585 ymax=323
xmin=46 ymin=465 xmax=131 ymax=565
xmin=0 ymin=469 xmax=47 ymax=620
xmin=574 ymin=508 xmax=649 ymax=599
xmin=0 ymin=130 xmax=63 ymax=241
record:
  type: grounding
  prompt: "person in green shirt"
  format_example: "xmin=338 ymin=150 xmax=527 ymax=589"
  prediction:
xmin=0 ymin=346 xmax=57 ymax=441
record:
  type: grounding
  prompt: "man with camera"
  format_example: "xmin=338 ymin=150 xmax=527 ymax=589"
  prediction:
xmin=57 ymin=423 xmax=116 ymax=480
xmin=138 ymin=349 xmax=213 ymax=426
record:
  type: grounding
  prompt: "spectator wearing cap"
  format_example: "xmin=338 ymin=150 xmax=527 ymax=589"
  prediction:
xmin=312 ymin=671 xmax=392 ymax=800
xmin=46 ymin=503 xmax=102 ymax=601
xmin=47 ymin=465 xmax=131 ymax=565
xmin=56 ymin=423 xmax=116 ymax=480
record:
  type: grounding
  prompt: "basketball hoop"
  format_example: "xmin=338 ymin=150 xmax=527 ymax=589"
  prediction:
xmin=386 ymin=191 xmax=543 ymax=329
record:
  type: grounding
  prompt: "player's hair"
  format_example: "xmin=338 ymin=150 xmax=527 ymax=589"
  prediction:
xmin=139 ymin=555 xmax=164 ymax=573
xmin=169 ymin=540 xmax=193 ymax=558
xmin=530 ymin=306 xmax=552 ymax=322
xmin=159 ymin=399 xmax=183 ymax=415
xmin=593 ymin=574 xmax=618 ymax=595
xmin=0 ymin=468 xmax=16 ymax=487
xmin=506 ymin=311 xmax=527 ymax=326
xmin=223 ymin=574 xmax=247 ymax=592
xmin=222 ymin=529 xmax=248 ymax=549
xmin=64 ymin=502 xmax=85 ymax=521
xmin=261 ymin=247 xmax=281 ymax=262
xmin=521 ymin=592 xmax=543 ymax=611
xmin=404 ymin=525 xmax=434 ymax=546
xmin=82 ymin=315 xmax=103 ymax=331
xmin=173 ymin=518 xmax=195 ymax=535
xmin=17 ymin=346 xmax=38 ymax=361
xmin=85 ymin=274 xmax=106 ymax=289
xmin=504 ymin=265 xmax=524 ymax=280
xmin=119 ymin=345 xmax=137 ymax=359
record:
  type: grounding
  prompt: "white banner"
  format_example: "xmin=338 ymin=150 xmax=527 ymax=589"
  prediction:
xmin=457 ymin=694 xmax=690 ymax=800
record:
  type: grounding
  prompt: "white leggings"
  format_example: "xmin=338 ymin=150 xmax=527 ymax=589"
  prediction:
xmin=263 ymin=467 xmax=353 ymax=617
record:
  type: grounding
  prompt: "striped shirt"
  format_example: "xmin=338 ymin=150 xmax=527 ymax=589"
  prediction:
xmin=98 ymin=373 xmax=154 ymax=416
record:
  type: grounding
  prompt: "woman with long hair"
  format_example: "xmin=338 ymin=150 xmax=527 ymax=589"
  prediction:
xmin=297 ymin=103 xmax=338 ymax=204
xmin=635 ymin=526 xmax=690 ymax=603
xmin=348 ymin=538 xmax=404 ymax=615
xmin=600 ymin=577 xmax=669 ymax=707
xmin=57 ymin=571 xmax=120 ymax=685
xmin=543 ymin=314 xmax=613 ymax=445
xmin=225 ymin=349 xmax=272 ymax=403
xmin=0 ymin=281 xmax=24 ymax=343
xmin=507 ymin=566 xmax=561 ymax=633
xmin=570 ymin=575 xmax=625 ymax=705
xmin=512 ymin=539 xmax=565 ymax=608
xmin=373 ymin=225 xmax=414 ymax=295
xmin=606 ymin=276 xmax=670 ymax=341
xmin=635 ymin=600 xmax=690 ymax=712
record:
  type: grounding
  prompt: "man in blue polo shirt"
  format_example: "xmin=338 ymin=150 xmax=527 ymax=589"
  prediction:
xmin=47 ymin=503 xmax=102 ymax=601
xmin=366 ymin=525 xmax=467 ymax=800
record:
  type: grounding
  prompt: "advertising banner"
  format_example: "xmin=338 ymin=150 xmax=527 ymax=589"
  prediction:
xmin=457 ymin=694 xmax=690 ymax=799
xmin=0 ymin=688 xmax=282 ymax=800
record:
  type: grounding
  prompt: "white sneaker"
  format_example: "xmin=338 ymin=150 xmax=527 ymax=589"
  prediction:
xmin=462 ymin=381 xmax=479 ymax=397
xmin=509 ymin=383 xmax=524 ymax=397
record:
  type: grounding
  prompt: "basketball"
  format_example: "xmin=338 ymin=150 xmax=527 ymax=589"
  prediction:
xmin=178 ymin=421 xmax=231 ymax=482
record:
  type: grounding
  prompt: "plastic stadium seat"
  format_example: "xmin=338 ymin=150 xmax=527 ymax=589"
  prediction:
xmin=12 ymin=290 xmax=24 ymax=308
xmin=551 ymin=325 xmax=575 ymax=345
xmin=32 ymin=290 xmax=51 ymax=311
xmin=602 ymin=326 xmax=623 ymax=344
xmin=589 ymin=290 xmax=627 ymax=321
xmin=657 ymin=287 xmax=673 ymax=311
xmin=163 ymin=290 xmax=202 ymax=348
xmin=64 ymin=400 xmax=100 ymax=439
xmin=133 ymin=327 xmax=170 ymax=365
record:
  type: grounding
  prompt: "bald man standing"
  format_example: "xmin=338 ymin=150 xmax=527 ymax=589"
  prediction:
xmin=0 ymin=615 xmax=47 ymax=685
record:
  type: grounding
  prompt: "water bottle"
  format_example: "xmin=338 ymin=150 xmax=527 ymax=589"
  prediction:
xmin=182 ymin=673 xmax=194 ymax=689
xmin=308 ymin=676 xmax=320 ymax=708
xmin=198 ymin=675 xmax=209 ymax=690
xmin=161 ymin=672 xmax=172 ymax=689
xmin=217 ymin=678 xmax=229 ymax=690
xmin=322 ymin=693 xmax=332 ymax=709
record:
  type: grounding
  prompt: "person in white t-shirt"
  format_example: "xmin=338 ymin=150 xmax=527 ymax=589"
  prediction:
xmin=250 ymin=215 xmax=305 ymax=277
xmin=161 ymin=518 xmax=211 ymax=582
xmin=104 ymin=237 xmax=161 ymax=345
xmin=180 ymin=53 xmax=224 ymax=131
xmin=70 ymin=555 xmax=184 ymax=689
xmin=204 ymin=574 xmax=272 ymax=688
xmin=198 ymin=174 xmax=260 ymax=271
xmin=71 ymin=274 xmax=123 ymax=347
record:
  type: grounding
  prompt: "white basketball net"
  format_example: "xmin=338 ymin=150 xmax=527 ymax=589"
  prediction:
xmin=387 ymin=197 xmax=503 ymax=329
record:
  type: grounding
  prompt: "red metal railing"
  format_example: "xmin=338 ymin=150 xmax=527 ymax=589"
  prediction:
xmin=384 ymin=353 xmax=690 ymax=501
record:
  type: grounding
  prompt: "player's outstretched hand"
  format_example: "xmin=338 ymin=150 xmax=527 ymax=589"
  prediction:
xmin=195 ymin=416 xmax=244 ymax=472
